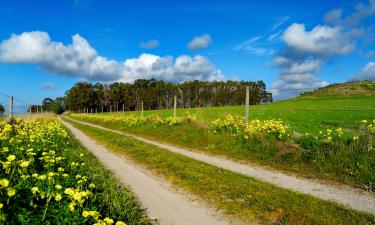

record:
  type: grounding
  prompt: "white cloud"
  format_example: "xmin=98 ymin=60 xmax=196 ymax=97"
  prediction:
xmin=282 ymin=23 xmax=354 ymax=57
xmin=0 ymin=31 xmax=225 ymax=83
xmin=267 ymin=30 xmax=282 ymax=42
xmin=324 ymin=0 xmax=375 ymax=27
xmin=41 ymin=82 xmax=56 ymax=89
xmin=367 ymin=50 xmax=375 ymax=57
xmin=271 ymin=12 xmax=362 ymax=99
xmin=271 ymin=16 xmax=290 ymax=32
xmin=324 ymin=8 xmax=343 ymax=25
xmin=235 ymin=36 xmax=274 ymax=55
xmin=271 ymin=58 xmax=327 ymax=92
xmin=187 ymin=34 xmax=212 ymax=50
xmin=349 ymin=62 xmax=375 ymax=81
xmin=139 ymin=39 xmax=160 ymax=49
xmin=119 ymin=54 xmax=225 ymax=83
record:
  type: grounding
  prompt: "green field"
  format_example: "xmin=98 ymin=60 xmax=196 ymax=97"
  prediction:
xmin=112 ymin=81 xmax=375 ymax=134
xmin=120 ymin=95 xmax=374 ymax=133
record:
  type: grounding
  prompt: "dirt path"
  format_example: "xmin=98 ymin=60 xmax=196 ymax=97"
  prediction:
xmin=63 ymin=116 xmax=375 ymax=215
xmin=60 ymin=119 xmax=231 ymax=225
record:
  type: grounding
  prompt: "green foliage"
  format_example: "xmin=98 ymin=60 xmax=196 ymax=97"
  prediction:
xmin=64 ymin=79 xmax=272 ymax=112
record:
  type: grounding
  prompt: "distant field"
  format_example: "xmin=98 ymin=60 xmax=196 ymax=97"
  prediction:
xmin=110 ymin=95 xmax=375 ymax=133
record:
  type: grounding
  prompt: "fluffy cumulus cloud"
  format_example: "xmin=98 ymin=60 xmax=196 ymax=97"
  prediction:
xmin=271 ymin=0 xmax=375 ymax=99
xmin=139 ymin=39 xmax=160 ymax=49
xmin=119 ymin=54 xmax=224 ymax=82
xmin=0 ymin=31 xmax=225 ymax=83
xmin=187 ymin=34 xmax=212 ymax=50
xmin=281 ymin=23 xmax=354 ymax=57
xmin=349 ymin=62 xmax=375 ymax=81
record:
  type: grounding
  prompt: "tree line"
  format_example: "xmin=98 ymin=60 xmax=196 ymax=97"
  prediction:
xmin=35 ymin=79 xmax=272 ymax=114
xmin=0 ymin=104 xmax=5 ymax=116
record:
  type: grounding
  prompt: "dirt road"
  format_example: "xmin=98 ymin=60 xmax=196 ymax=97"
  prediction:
xmin=63 ymin=116 xmax=375 ymax=215
xmin=61 ymin=119 xmax=231 ymax=225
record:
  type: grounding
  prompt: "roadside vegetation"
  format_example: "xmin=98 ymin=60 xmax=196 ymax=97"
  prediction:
xmin=63 ymin=118 xmax=375 ymax=225
xmin=0 ymin=116 xmax=150 ymax=225
xmin=68 ymin=111 xmax=375 ymax=191
xmin=67 ymin=81 xmax=375 ymax=190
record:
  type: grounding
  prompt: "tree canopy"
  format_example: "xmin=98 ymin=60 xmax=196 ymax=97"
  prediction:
xmin=64 ymin=79 xmax=272 ymax=112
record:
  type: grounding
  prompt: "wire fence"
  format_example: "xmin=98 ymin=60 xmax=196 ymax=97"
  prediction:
xmin=0 ymin=91 xmax=32 ymax=116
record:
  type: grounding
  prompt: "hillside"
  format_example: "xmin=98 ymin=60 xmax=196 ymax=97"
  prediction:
xmin=299 ymin=81 xmax=375 ymax=99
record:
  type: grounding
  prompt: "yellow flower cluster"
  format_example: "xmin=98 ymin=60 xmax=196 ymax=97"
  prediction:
xmin=361 ymin=119 xmax=375 ymax=133
xmin=0 ymin=117 xmax=127 ymax=224
xmin=211 ymin=114 xmax=245 ymax=134
xmin=211 ymin=114 xmax=288 ymax=140
xmin=71 ymin=112 xmax=198 ymax=128
xmin=244 ymin=119 xmax=288 ymax=139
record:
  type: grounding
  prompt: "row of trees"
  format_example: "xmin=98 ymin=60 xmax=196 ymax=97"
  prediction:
xmin=28 ymin=97 xmax=65 ymax=114
xmin=63 ymin=79 xmax=272 ymax=112
xmin=0 ymin=104 xmax=5 ymax=116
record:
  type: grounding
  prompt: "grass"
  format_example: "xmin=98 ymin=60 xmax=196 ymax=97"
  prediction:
xmin=64 ymin=117 xmax=375 ymax=225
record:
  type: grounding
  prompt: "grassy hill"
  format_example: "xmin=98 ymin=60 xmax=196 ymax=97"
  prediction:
xmin=119 ymin=81 xmax=375 ymax=133
xmin=299 ymin=81 xmax=375 ymax=99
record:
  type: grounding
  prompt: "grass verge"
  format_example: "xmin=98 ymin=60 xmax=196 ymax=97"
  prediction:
xmin=63 ymin=117 xmax=375 ymax=225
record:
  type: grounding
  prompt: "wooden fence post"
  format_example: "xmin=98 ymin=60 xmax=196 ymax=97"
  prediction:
xmin=141 ymin=101 xmax=144 ymax=117
xmin=245 ymin=86 xmax=250 ymax=124
xmin=9 ymin=96 xmax=13 ymax=119
xmin=173 ymin=95 xmax=177 ymax=118
xmin=122 ymin=104 xmax=125 ymax=113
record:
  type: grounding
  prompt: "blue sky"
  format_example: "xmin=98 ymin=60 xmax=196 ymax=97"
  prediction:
xmin=0 ymin=0 xmax=375 ymax=110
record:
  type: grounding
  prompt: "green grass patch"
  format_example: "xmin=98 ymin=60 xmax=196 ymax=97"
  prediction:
xmin=64 ymin=118 xmax=375 ymax=225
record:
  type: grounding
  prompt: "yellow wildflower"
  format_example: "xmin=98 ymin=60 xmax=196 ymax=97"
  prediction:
xmin=20 ymin=160 xmax=30 ymax=168
xmin=104 ymin=217 xmax=114 ymax=224
xmin=55 ymin=193 xmax=62 ymax=202
xmin=0 ymin=179 xmax=9 ymax=187
xmin=7 ymin=187 xmax=16 ymax=197
xmin=81 ymin=210 xmax=89 ymax=217
xmin=7 ymin=155 xmax=16 ymax=161
xmin=31 ymin=187 xmax=39 ymax=195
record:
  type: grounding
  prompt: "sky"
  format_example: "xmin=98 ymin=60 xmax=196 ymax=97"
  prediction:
xmin=1 ymin=0 xmax=375 ymax=111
